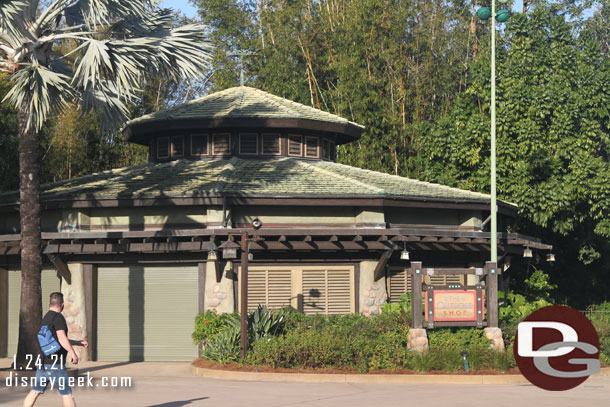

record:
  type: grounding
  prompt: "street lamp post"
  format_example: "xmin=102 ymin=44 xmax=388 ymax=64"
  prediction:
xmin=477 ymin=0 xmax=509 ymax=265
xmin=476 ymin=1 xmax=509 ymax=331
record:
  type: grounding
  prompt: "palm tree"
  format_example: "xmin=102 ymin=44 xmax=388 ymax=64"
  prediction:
xmin=0 ymin=0 xmax=212 ymax=363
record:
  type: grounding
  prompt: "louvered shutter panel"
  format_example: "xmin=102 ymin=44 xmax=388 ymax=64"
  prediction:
xmin=302 ymin=270 xmax=326 ymax=315
xmin=247 ymin=269 xmax=267 ymax=311
xmin=429 ymin=275 xmax=446 ymax=286
xmin=288 ymin=135 xmax=302 ymax=156
xmin=446 ymin=274 xmax=463 ymax=285
xmin=388 ymin=268 xmax=412 ymax=303
xmin=327 ymin=270 xmax=351 ymax=314
xmin=305 ymin=137 xmax=319 ymax=157
xmin=427 ymin=274 xmax=464 ymax=286
xmin=243 ymin=267 xmax=292 ymax=311
xmin=267 ymin=269 xmax=292 ymax=309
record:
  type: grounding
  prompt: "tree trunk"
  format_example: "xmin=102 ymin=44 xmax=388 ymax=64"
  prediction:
xmin=15 ymin=102 xmax=43 ymax=366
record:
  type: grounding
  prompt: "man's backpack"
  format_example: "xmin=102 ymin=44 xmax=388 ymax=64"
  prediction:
xmin=37 ymin=315 xmax=61 ymax=356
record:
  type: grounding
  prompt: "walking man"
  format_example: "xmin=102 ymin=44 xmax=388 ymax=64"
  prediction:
xmin=24 ymin=292 xmax=88 ymax=407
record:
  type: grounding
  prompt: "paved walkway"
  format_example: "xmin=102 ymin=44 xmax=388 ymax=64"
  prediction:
xmin=0 ymin=361 xmax=608 ymax=407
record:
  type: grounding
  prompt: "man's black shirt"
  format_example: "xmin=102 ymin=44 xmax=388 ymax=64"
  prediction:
xmin=40 ymin=310 xmax=68 ymax=365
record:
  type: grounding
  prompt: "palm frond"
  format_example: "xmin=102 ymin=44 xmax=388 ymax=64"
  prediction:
xmin=0 ymin=0 xmax=28 ymax=44
xmin=78 ymin=0 xmax=151 ymax=29
xmin=3 ymin=62 xmax=73 ymax=131
xmin=80 ymin=78 xmax=136 ymax=133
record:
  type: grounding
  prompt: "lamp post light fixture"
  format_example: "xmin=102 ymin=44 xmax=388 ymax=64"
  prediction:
xmin=476 ymin=0 xmax=509 ymax=265
xmin=523 ymin=247 xmax=533 ymax=258
xmin=400 ymin=241 xmax=410 ymax=260
xmin=218 ymin=235 xmax=240 ymax=259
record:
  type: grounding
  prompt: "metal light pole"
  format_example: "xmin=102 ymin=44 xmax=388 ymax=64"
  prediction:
xmin=490 ymin=0 xmax=497 ymax=265
xmin=477 ymin=0 xmax=509 ymax=264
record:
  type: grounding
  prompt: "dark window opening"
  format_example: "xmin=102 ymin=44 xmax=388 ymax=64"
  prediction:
xmin=172 ymin=136 xmax=184 ymax=157
xmin=191 ymin=134 xmax=209 ymax=156
xmin=157 ymin=137 xmax=169 ymax=159
xmin=239 ymin=133 xmax=258 ymax=155
xmin=262 ymin=133 xmax=281 ymax=155
xmin=213 ymin=133 xmax=231 ymax=155
xmin=322 ymin=139 xmax=330 ymax=160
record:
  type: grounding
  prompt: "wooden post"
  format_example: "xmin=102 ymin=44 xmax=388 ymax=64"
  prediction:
xmin=240 ymin=231 xmax=248 ymax=359
xmin=485 ymin=262 xmax=499 ymax=327
xmin=426 ymin=284 xmax=435 ymax=329
xmin=476 ymin=284 xmax=484 ymax=328
xmin=410 ymin=261 xmax=423 ymax=329
xmin=0 ymin=267 xmax=8 ymax=358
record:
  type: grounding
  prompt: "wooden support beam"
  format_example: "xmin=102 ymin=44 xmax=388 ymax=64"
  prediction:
xmin=378 ymin=235 xmax=388 ymax=242
xmin=373 ymin=249 xmax=394 ymax=281
xmin=278 ymin=235 xmax=287 ymax=242
xmin=410 ymin=262 xmax=423 ymax=329
xmin=47 ymin=254 xmax=71 ymax=285
xmin=353 ymin=235 xmax=363 ymax=242
xmin=421 ymin=236 xmax=438 ymax=242
xmin=485 ymin=262 xmax=499 ymax=327
xmin=304 ymin=235 xmax=313 ymax=242
xmin=329 ymin=235 xmax=339 ymax=242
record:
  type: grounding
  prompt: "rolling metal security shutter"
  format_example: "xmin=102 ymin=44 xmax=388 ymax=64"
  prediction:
xmin=97 ymin=266 xmax=198 ymax=361
xmin=241 ymin=267 xmax=292 ymax=311
xmin=387 ymin=268 xmax=412 ymax=303
xmin=7 ymin=269 xmax=60 ymax=357
xmin=302 ymin=268 xmax=353 ymax=315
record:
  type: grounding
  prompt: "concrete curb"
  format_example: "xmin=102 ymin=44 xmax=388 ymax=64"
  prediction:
xmin=191 ymin=365 xmax=610 ymax=385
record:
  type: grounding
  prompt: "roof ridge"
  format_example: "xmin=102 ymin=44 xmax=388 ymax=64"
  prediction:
xmin=214 ymin=156 xmax=239 ymax=194
xmin=295 ymin=159 xmax=385 ymax=194
xmin=326 ymin=161 xmax=491 ymax=200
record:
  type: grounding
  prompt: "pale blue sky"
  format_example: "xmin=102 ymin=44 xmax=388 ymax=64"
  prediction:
xmin=161 ymin=0 xmax=198 ymax=18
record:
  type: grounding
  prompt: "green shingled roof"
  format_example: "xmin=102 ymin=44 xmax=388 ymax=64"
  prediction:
xmin=0 ymin=157 xmax=506 ymax=207
xmin=125 ymin=86 xmax=364 ymax=130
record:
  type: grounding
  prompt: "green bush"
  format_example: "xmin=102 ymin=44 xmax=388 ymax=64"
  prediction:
xmin=192 ymin=310 xmax=236 ymax=346
xmin=201 ymin=314 xmax=241 ymax=363
xmin=586 ymin=302 xmax=610 ymax=364
xmin=248 ymin=305 xmax=289 ymax=342
xmin=428 ymin=328 xmax=490 ymax=350
xmin=197 ymin=304 xmax=517 ymax=372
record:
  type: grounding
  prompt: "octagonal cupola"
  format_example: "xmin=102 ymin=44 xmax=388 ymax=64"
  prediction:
xmin=122 ymin=86 xmax=365 ymax=163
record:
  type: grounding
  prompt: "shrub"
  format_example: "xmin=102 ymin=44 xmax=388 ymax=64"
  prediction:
xmin=201 ymin=314 xmax=241 ymax=363
xmin=248 ymin=305 xmax=289 ymax=342
xmin=586 ymin=302 xmax=610 ymax=364
xmin=192 ymin=310 xmax=236 ymax=346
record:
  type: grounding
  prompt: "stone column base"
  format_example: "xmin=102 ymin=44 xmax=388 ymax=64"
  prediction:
xmin=484 ymin=327 xmax=505 ymax=352
xmin=407 ymin=328 xmax=429 ymax=353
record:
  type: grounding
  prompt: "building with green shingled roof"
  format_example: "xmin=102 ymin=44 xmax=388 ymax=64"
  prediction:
xmin=0 ymin=86 xmax=549 ymax=362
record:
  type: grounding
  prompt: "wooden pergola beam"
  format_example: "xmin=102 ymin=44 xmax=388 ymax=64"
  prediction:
xmin=47 ymin=254 xmax=71 ymax=285
xmin=373 ymin=249 xmax=394 ymax=281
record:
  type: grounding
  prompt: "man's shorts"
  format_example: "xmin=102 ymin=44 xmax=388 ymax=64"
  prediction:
xmin=32 ymin=364 xmax=72 ymax=395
